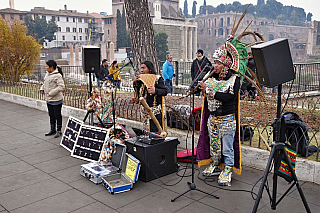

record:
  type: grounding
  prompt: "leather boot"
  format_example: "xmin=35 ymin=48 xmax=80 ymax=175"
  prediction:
xmin=45 ymin=125 xmax=56 ymax=136
xmin=54 ymin=125 xmax=62 ymax=138
xmin=54 ymin=131 xmax=61 ymax=138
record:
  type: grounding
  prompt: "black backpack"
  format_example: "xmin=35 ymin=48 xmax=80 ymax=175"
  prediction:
xmin=282 ymin=112 xmax=318 ymax=157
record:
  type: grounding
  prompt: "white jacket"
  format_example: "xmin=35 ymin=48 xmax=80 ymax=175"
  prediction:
xmin=40 ymin=70 xmax=65 ymax=102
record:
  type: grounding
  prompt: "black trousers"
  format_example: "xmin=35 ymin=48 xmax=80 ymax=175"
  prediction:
xmin=47 ymin=103 xmax=62 ymax=131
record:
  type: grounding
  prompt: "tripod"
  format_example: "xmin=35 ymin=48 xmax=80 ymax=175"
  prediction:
xmin=252 ymin=84 xmax=310 ymax=212
xmin=83 ymin=72 xmax=105 ymax=128
xmin=171 ymin=84 xmax=219 ymax=202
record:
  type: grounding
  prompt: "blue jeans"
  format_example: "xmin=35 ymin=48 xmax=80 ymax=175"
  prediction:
xmin=96 ymin=77 xmax=101 ymax=88
xmin=114 ymin=80 xmax=121 ymax=89
xmin=165 ymin=80 xmax=172 ymax=93
xmin=222 ymin=129 xmax=235 ymax=167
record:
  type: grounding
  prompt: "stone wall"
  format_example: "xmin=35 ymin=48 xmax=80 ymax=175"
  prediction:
xmin=153 ymin=24 xmax=182 ymax=60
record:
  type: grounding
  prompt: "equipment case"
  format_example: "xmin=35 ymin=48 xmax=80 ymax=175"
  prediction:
xmin=102 ymin=153 xmax=140 ymax=194
xmin=80 ymin=143 xmax=126 ymax=184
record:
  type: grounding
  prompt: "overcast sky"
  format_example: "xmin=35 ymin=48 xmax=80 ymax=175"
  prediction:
xmin=1 ymin=0 xmax=319 ymax=21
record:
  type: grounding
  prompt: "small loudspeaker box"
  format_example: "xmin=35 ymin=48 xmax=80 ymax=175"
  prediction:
xmin=125 ymin=137 xmax=179 ymax=182
xmin=251 ymin=38 xmax=295 ymax=87
xmin=82 ymin=46 xmax=100 ymax=73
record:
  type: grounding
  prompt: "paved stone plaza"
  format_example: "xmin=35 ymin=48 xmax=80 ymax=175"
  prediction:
xmin=0 ymin=99 xmax=319 ymax=213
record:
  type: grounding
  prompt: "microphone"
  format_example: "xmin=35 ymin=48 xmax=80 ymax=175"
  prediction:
xmin=128 ymin=58 xmax=137 ymax=71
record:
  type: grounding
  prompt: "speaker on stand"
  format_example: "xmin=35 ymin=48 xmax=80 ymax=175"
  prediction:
xmin=81 ymin=46 xmax=105 ymax=127
xmin=251 ymin=39 xmax=310 ymax=212
xmin=251 ymin=38 xmax=295 ymax=87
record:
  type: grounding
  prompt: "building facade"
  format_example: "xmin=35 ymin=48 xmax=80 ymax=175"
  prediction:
xmin=0 ymin=8 xmax=26 ymax=23
xmin=196 ymin=12 xmax=311 ymax=63
xmin=28 ymin=6 xmax=93 ymax=48
xmin=307 ymin=20 xmax=320 ymax=56
xmin=103 ymin=0 xmax=197 ymax=61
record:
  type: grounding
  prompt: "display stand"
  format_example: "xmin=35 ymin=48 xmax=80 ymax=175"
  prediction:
xmin=171 ymin=82 xmax=219 ymax=202
xmin=71 ymin=124 xmax=109 ymax=162
xmin=252 ymin=84 xmax=310 ymax=213
xmin=60 ymin=116 xmax=83 ymax=152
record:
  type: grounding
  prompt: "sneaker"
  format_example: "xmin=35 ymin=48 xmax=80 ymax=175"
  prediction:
xmin=218 ymin=166 xmax=232 ymax=186
xmin=202 ymin=164 xmax=222 ymax=176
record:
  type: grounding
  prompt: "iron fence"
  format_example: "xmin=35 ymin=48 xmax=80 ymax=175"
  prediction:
xmin=21 ymin=62 xmax=320 ymax=94
xmin=0 ymin=81 xmax=319 ymax=160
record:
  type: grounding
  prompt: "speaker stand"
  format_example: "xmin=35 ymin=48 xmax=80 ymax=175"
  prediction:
xmin=83 ymin=72 xmax=105 ymax=128
xmin=252 ymin=84 xmax=310 ymax=212
xmin=171 ymin=86 xmax=219 ymax=202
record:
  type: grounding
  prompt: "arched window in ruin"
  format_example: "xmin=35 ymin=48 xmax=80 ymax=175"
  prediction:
xmin=220 ymin=18 xmax=224 ymax=27
xmin=215 ymin=18 xmax=217 ymax=27
xmin=316 ymin=35 xmax=320 ymax=45
xmin=227 ymin=17 xmax=230 ymax=26
xmin=204 ymin=19 xmax=206 ymax=28
xmin=209 ymin=19 xmax=211 ymax=28
xmin=269 ymin=34 xmax=274 ymax=41
xmin=215 ymin=29 xmax=217 ymax=36
xmin=218 ymin=28 xmax=223 ymax=36
xmin=209 ymin=29 xmax=211 ymax=36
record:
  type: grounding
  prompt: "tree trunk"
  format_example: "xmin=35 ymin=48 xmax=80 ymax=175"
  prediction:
xmin=124 ymin=0 xmax=160 ymax=75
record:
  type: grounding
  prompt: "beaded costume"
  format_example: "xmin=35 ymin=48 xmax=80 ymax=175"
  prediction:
xmin=197 ymin=5 xmax=267 ymax=186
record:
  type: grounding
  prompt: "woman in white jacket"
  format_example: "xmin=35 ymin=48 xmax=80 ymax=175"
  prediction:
xmin=40 ymin=60 xmax=65 ymax=138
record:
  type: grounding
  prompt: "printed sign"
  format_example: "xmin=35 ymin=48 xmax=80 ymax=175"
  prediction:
xmin=60 ymin=116 xmax=82 ymax=152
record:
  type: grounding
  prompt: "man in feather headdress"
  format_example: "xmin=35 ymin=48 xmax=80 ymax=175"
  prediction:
xmin=196 ymin=39 xmax=246 ymax=186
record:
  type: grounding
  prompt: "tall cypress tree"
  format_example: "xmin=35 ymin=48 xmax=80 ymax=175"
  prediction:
xmin=122 ymin=6 xmax=128 ymax=47
xmin=192 ymin=1 xmax=197 ymax=18
xmin=257 ymin=0 xmax=265 ymax=6
xmin=183 ymin=0 xmax=188 ymax=17
xmin=116 ymin=9 xmax=122 ymax=49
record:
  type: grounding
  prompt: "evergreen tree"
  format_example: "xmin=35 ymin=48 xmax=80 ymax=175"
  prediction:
xmin=154 ymin=31 xmax=168 ymax=61
xmin=183 ymin=0 xmax=188 ymax=17
xmin=46 ymin=18 xmax=58 ymax=42
xmin=257 ymin=0 xmax=265 ymax=6
xmin=192 ymin=1 xmax=197 ymax=18
xmin=307 ymin=12 xmax=313 ymax=21
xmin=122 ymin=5 xmax=130 ymax=47
xmin=116 ymin=9 xmax=123 ymax=49
xmin=24 ymin=15 xmax=57 ymax=43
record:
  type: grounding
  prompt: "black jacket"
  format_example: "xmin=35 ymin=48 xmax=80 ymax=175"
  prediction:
xmin=191 ymin=56 xmax=212 ymax=80
xmin=96 ymin=64 xmax=109 ymax=80
xmin=133 ymin=76 xmax=167 ymax=107
xmin=133 ymin=75 xmax=167 ymax=132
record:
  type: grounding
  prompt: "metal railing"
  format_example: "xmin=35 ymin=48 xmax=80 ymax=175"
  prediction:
xmin=21 ymin=62 xmax=320 ymax=94
xmin=0 ymin=80 xmax=319 ymax=160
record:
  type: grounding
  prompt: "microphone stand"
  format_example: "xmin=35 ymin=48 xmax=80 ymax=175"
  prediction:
xmin=171 ymin=75 xmax=219 ymax=202
xmin=108 ymin=58 xmax=136 ymax=133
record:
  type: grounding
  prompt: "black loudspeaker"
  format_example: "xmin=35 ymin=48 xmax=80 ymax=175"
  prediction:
xmin=82 ymin=46 xmax=100 ymax=73
xmin=251 ymin=38 xmax=295 ymax=87
xmin=125 ymin=137 xmax=179 ymax=182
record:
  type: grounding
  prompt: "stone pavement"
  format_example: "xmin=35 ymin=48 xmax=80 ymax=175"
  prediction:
xmin=0 ymin=99 xmax=319 ymax=213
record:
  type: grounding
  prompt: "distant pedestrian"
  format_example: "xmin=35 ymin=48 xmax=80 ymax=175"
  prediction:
xmin=162 ymin=54 xmax=174 ymax=93
xmin=96 ymin=59 xmax=108 ymax=88
xmin=109 ymin=60 xmax=122 ymax=89
xmin=40 ymin=60 xmax=65 ymax=138
xmin=191 ymin=49 xmax=212 ymax=80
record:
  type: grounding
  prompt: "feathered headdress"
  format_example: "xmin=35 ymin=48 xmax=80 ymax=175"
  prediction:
xmin=213 ymin=5 xmax=265 ymax=82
